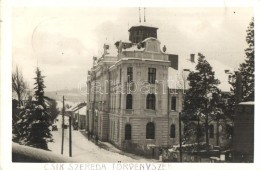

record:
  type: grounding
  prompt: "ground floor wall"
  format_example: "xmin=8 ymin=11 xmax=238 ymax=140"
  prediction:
xmin=86 ymin=108 xmax=231 ymax=158
xmin=97 ymin=111 xmax=109 ymax=141
xmin=78 ymin=115 xmax=86 ymax=130
xmin=108 ymin=113 xmax=181 ymax=149
xmin=86 ymin=109 xmax=109 ymax=141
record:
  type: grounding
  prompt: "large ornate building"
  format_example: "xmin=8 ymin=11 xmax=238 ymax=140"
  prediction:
xmin=86 ymin=20 xmax=232 ymax=157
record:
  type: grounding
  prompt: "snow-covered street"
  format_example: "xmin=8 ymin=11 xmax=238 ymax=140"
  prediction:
xmin=48 ymin=126 xmax=158 ymax=163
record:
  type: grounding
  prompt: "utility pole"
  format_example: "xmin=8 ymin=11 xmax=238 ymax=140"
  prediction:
xmin=69 ymin=116 xmax=72 ymax=157
xmin=61 ymin=96 xmax=65 ymax=155
xmin=216 ymin=120 xmax=219 ymax=146
xmin=167 ymin=87 xmax=170 ymax=147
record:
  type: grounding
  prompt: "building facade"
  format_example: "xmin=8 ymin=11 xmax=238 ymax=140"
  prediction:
xmin=86 ymin=23 xmax=232 ymax=156
xmin=86 ymin=24 xmax=183 ymax=156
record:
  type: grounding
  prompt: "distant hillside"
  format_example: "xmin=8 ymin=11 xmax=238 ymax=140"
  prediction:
xmin=45 ymin=88 xmax=87 ymax=103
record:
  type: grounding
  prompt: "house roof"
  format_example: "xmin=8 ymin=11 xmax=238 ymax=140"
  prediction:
xmin=72 ymin=102 xmax=87 ymax=112
xmin=128 ymin=24 xmax=158 ymax=31
xmin=168 ymin=55 xmax=233 ymax=92
xmin=77 ymin=106 xmax=86 ymax=115
xmin=104 ymin=44 xmax=118 ymax=57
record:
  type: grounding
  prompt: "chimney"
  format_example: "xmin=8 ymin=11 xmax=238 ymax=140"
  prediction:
xmin=225 ymin=70 xmax=230 ymax=74
xmin=190 ymin=54 xmax=195 ymax=63
xmin=168 ymin=54 xmax=178 ymax=70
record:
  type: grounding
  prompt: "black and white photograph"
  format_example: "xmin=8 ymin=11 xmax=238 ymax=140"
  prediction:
xmin=0 ymin=1 xmax=259 ymax=169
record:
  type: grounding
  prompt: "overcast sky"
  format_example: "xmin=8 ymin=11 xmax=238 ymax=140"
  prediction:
xmin=12 ymin=7 xmax=253 ymax=91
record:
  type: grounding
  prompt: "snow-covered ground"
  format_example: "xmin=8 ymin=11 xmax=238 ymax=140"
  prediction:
xmin=48 ymin=127 xmax=158 ymax=163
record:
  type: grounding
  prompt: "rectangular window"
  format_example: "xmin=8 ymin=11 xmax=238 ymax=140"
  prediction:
xmin=126 ymin=94 xmax=133 ymax=109
xmin=147 ymin=94 xmax=156 ymax=110
xmin=148 ymin=68 xmax=156 ymax=84
xmin=127 ymin=67 xmax=133 ymax=82
xmin=125 ymin=124 xmax=131 ymax=140
xmin=171 ymin=97 xmax=177 ymax=111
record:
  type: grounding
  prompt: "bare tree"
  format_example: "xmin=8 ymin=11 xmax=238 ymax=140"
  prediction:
xmin=12 ymin=66 xmax=28 ymax=106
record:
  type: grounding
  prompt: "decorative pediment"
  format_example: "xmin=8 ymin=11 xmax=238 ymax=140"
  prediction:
xmin=144 ymin=38 xmax=161 ymax=53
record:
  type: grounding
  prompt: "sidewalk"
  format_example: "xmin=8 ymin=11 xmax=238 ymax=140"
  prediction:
xmin=80 ymin=131 xmax=160 ymax=163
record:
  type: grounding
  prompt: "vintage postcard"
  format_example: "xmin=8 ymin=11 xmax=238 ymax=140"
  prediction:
xmin=1 ymin=0 xmax=259 ymax=170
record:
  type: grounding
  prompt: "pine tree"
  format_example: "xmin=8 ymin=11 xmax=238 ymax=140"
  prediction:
xmin=15 ymin=67 xmax=53 ymax=150
xmin=34 ymin=67 xmax=46 ymax=106
xmin=239 ymin=18 xmax=254 ymax=101
xmin=26 ymin=67 xmax=53 ymax=150
xmin=182 ymin=53 xmax=221 ymax=151
xmin=221 ymin=19 xmax=255 ymax=145
xmin=12 ymin=99 xmax=20 ymax=143
xmin=15 ymin=96 xmax=35 ymax=145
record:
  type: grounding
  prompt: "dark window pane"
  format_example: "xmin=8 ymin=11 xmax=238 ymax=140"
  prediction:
xmin=146 ymin=94 xmax=156 ymax=110
xmin=170 ymin=124 xmax=176 ymax=138
xmin=148 ymin=68 xmax=156 ymax=84
xmin=171 ymin=97 xmax=176 ymax=110
xmin=146 ymin=122 xmax=155 ymax=139
xmin=127 ymin=67 xmax=133 ymax=82
xmin=126 ymin=94 xmax=132 ymax=109
xmin=125 ymin=124 xmax=131 ymax=140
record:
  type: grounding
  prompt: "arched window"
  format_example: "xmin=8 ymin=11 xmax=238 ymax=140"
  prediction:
xmin=209 ymin=124 xmax=214 ymax=138
xmin=146 ymin=94 xmax=156 ymax=110
xmin=146 ymin=122 xmax=155 ymax=139
xmin=125 ymin=124 xmax=131 ymax=140
xmin=126 ymin=94 xmax=132 ymax=109
xmin=170 ymin=124 xmax=176 ymax=138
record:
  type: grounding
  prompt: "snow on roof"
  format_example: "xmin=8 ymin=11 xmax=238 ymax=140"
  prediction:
xmin=142 ymin=37 xmax=158 ymax=43
xmin=115 ymin=39 xmax=131 ymax=44
xmin=104 ymin=44 xmax=118 ymax=57
xmin=238 ymin=101 xmax=254 ymax=105
xmin=120 ymin=58 xmax=169 ymax=63
xmin=56 ymin=101 xmax=78 ymax=110
xmin=124 ymin=38 xmax=161 ymax=52
xmin=124 ymin=45 xmax=145 ymax=52
xmin=78 ymin=106 xmax=86 ymax=115
xmin=168 ymin=56 xmax=233 ymax=92
xmin=12 ymin=142 xmax=76 ymax=162
xmin=168 ymin=58 xmax=196 ymax=89
xmin=209 ymin=59 xmax=233 ymax=92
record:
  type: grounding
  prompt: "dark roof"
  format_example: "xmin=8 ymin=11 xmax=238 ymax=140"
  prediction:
xmin=72 ymin=102 xmax=87 ymax=112
xmin=128 ymin=25 xmax=158 ymax=32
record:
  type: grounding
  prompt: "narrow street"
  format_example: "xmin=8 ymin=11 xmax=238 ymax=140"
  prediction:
xmin=48 ymin=126 xmax=158 ymax=163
